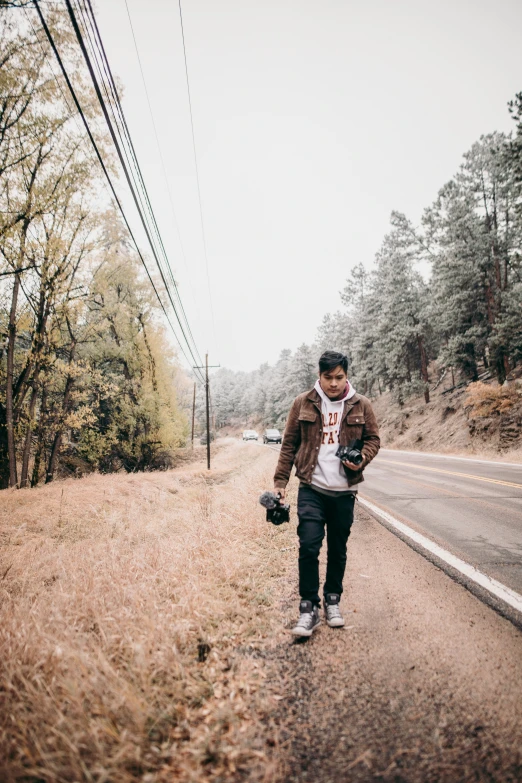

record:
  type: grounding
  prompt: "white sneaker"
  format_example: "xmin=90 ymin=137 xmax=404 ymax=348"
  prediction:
xmin=291 ymin=600 xmax=321 ymax=637
xmin=324 ymin=593 xmax=345 ymax=627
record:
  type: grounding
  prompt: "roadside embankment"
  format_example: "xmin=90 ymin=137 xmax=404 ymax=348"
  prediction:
xmin=0 ymin=440 xmax=287 ymax=782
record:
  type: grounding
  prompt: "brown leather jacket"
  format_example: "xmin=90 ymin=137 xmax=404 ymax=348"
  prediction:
xmin=274 ymin=387 xmax=380 ymax=489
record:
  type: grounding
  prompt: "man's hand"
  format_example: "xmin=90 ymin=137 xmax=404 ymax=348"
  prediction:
xmin=275 ymin=487 xmax=286 ymax=501
xmin=342 ymin=457 xmax=366 ymax=471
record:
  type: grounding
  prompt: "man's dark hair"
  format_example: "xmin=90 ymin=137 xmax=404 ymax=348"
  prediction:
xmin=318 ymin=350 xmax=348 ymax=374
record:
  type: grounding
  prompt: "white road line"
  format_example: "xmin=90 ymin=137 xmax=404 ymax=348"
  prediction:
xmin=380 ymin=448 xmax=522 ymax=469
xmin=359 ymin=495 xmax=522 ymax=615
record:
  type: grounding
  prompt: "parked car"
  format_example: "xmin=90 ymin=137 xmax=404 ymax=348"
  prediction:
xmin=242 ymin=430 xmax=259 ymax=441
xmin=200 ymin=431 xmax=216 ymax=445
xmin=263 ymin=428 xmax=282 ymax=444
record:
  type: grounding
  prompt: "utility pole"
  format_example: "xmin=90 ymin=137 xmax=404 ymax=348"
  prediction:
xmin=193 ymin=355 xmax=220 ymax=470
xmin=205 ymin=354 xmax=210 ymax=470
xmin=191 ymin=382 xmax=196 ymax=449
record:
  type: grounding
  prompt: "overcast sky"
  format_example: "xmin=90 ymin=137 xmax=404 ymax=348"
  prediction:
xmin=94 ymin=0 xmax=522 ymax=373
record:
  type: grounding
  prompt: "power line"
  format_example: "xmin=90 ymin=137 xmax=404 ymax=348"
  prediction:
xmin=34 ymin=0 xmax=205 ymax=382
xmin=177 ymin=0 xmax=217 ymax=345
xmin=74 ymin=4 xmax=199 ymax=364
xmin=31 ymin=0 xmax=204 ymax=383
xmin=30 ymin=3 xmax=163 ymax=321
xmin=30 ymin=0 xmax=206 ymax=383
xmin=122 ymin=0 xmax=201 ymax=323
xmin=76 ymin=0 xmax=205 ymax=375
xmin=65 ymin=0 xmax=195 ymax=359
xmin=22 ymin=5 xmax=130 ymax=294
xmin=76 ymin=1 xmax=171 ymax=278
xmin=79 ymin=0 xmax=201 ymax=376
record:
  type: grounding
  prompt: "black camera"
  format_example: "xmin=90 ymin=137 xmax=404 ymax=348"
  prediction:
xmin=336 ymin=439 xmax=364 ymax=466
xmin=259 ymin=491 xmax=290 ymax=525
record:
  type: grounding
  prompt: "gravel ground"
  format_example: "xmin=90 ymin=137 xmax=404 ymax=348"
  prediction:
xmin=269 ymin=502 xmax=522 ymax=782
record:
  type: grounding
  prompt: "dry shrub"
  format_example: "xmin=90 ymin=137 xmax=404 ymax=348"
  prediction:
xmin=463 ymin=381 xmax=521 ymax=419
xmin=0 ymin=440 xmax=291 ymax=782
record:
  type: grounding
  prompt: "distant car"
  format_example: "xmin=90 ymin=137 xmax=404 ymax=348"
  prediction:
xmin=263 ymin=428 xmax=282 ymax=444
xmin=242 ymin=430 xmax=258 ymax=441
xmin=200 ymin=431 xmax=216 ymax=445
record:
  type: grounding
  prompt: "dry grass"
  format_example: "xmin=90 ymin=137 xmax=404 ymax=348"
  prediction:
xmin=464 ymin=381 xmax=522 ymax=418
xmin=0 ymin=440 xmax=293 ymax=782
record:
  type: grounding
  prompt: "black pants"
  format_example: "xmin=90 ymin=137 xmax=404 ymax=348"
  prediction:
xmin=297 ymin=484 xmax=355 ymax=605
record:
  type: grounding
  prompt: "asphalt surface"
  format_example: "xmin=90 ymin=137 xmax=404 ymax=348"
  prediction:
xmin=362 ymin=449 xmax=522 ymax=595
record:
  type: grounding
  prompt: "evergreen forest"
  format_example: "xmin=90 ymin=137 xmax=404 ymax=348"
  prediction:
xmin=210 ymin=96 xmax=522 ymax=429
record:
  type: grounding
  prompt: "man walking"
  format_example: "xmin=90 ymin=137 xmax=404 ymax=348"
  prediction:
xmin=274 ymin=350 xmax=380 ymax=637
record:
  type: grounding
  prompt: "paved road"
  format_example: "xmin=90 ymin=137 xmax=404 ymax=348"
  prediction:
xmin=362 ymin=449 xmax=522 ymax=595
xmin=262 ymin=442 xmax=522 ymax=600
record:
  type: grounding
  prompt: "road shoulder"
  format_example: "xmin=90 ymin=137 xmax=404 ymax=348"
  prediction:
xmin=271 ymin=502 xmax=522 ymax=782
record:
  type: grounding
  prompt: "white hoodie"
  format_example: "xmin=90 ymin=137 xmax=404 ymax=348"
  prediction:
xmin=311 ymin=378 xmax=357 ymax=492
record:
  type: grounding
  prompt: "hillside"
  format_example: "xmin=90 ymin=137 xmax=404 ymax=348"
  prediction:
xmin=371 ymin=371 xmax=522 ymax=461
